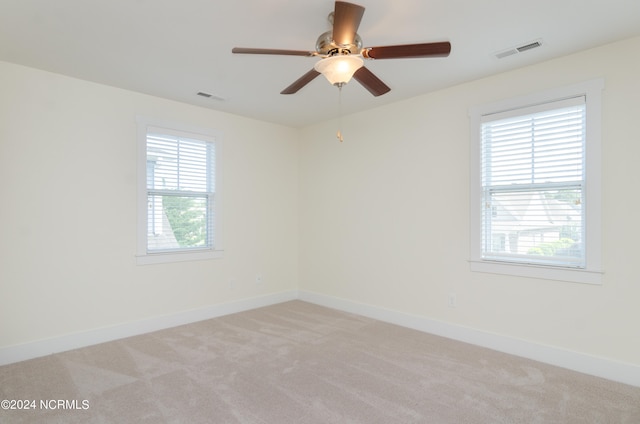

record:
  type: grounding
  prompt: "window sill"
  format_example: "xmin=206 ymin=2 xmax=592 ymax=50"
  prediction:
xmin=136 ymin=249 xmax=224 ymax=265
xmin=469 ymin=260 xmax=602 ymax=284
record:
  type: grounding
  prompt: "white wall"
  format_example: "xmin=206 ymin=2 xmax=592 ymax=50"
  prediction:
xmin=299 ymin=36 xmax=640 ymax=366
xmin=2 ymin=36 xmax=639 ymax=379
xmin=0 ymin=61 xmax=299 ymax=350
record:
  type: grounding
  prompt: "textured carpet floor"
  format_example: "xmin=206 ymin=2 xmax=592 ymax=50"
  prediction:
xmin=1 ymin=300 xmax=639 ymax=423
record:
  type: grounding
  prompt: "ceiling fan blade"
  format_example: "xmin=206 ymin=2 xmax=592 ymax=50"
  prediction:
xmin=353 ymin=67 xmax=391 ymax=97
xmin=281 ymin=69 xmax=321 ymax=94
xmin=332 ymin=1 xmax=365 ymax=46
xmin=232 ymin=47 xmax=316 ymax=57
xmin=363 ymin=42 xmax=451 ymax=59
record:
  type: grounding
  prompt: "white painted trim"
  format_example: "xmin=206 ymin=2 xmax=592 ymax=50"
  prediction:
xmin=0 ymin=290 xmax=298 ymax=366
xmin=468 ymin=79 xmax=604 ymax=284
xmin=135 ymin=249 xmax=224 ymax=265
xmin=468 ymin=260 xmax=603 ymax=284
xmin=3 ymin=289 xmax=638 ymax=388
xmin=135 ymin=115 xmax=225 ymax=265
xmin=298 ymin=290 xmax=640 ymax=388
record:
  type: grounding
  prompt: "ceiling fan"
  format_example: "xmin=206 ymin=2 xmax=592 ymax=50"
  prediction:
xmin=232 ymin=1 xmax=451 ymax=97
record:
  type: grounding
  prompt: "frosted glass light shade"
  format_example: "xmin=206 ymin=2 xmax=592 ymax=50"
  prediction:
xmin=314 ymin=55 xmax=364 ymax=85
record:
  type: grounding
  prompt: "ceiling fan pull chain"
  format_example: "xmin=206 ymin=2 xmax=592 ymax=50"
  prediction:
xmin=337 ymin=83 xmax=344 ymax=142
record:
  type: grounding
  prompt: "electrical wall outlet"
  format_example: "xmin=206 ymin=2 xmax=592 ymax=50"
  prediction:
xmin=229 ymin=279 xmax=236 ymax=290
xmin=256 ymin=274 xmax=263 ymax=285
xmin=448 ymin=292 xmax=457 ymax=308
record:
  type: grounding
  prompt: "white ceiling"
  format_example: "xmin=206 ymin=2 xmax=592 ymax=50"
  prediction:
xmin=1 ymin=0 xmax=639 ymax=128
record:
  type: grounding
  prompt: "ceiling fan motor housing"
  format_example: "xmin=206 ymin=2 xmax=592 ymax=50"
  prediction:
xmin=316 ymin=30 xmax=363 ymax=56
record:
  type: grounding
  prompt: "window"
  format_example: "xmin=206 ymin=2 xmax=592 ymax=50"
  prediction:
xmin=469 ymin=80 xmax=603 ymax=283
xmin=136 ymin=117 xmax=223 ymax=264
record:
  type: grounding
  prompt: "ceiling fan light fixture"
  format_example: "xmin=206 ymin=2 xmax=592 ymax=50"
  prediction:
xmin=314 ymin=55 xmax=364 ymax=86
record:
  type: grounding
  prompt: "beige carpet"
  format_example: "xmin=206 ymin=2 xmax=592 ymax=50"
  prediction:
xmin=1 ymin=300 xmax=639 ymax=423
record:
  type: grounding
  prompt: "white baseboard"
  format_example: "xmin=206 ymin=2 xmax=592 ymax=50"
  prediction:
xmin=298 ymin=290 xmax=640 ymax=388
xmin=0 ymin=290 xmax=298 ymax=367
xmin=3 ymin=289 xmax=638 ymax=388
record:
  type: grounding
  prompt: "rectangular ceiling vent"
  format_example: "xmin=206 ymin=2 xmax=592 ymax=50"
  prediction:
xmin=495 ymin=49 xmax=518 ymax=59
xmin=196 ymin=91 xmax=226 ymax=101
xmin=517 ymin=40 xmax=543 ymax=52
xmin=495 ymin=39 xmax=543 ymax=59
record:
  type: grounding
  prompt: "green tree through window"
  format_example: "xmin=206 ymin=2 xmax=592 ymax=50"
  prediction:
xmin=162 ymin=196 xmax=208 ymax=248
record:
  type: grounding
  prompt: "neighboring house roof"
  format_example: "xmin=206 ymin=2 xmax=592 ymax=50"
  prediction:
xmin=491 ymin=192 xmax=581 ymax=235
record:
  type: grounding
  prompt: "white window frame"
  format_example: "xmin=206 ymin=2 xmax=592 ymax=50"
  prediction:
xmin=469 ymin=79 xmax=603 ymax=284
xmin=136 ymin=116 xmax=223 ymax=265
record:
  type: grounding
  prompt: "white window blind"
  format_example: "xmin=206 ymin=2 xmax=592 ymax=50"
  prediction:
xmin=480 ymin=96 xmax=586 ymax=268
xmin=145 ymin=127 xmax=216 ymax=253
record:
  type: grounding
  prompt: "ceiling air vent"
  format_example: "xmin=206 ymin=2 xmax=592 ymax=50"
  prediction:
xmin=495 ymin=39 xmax=543 ymax=59
xmin=495 ymin=48 xmax=518 ymax=59
xmin=517 ymin=40 xmax=542 ymax=52
xmin=196 ymin=91 xmax=227 ymax=101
